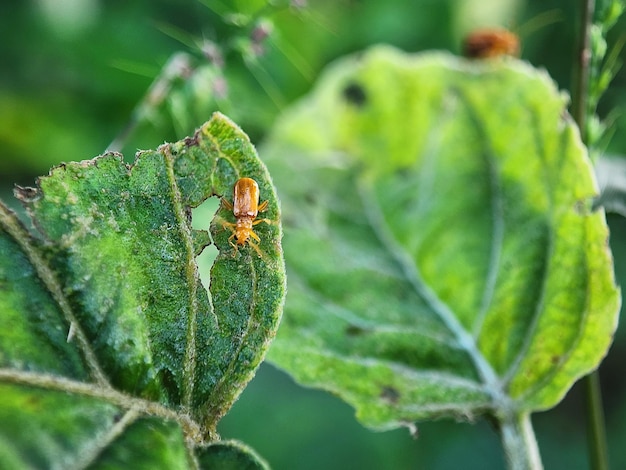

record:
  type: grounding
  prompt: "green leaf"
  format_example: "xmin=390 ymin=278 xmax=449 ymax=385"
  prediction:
xmin=0 ymin=112 xmax=285 ymax=467
xmin=196 ymin=440 xmax=269 ymax=470
xmin=264 ymin=46 xmax=620 ymax=431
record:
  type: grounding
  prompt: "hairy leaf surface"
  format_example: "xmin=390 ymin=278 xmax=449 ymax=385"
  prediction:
xmin=0 ymin=112 xmax=285 ymax=468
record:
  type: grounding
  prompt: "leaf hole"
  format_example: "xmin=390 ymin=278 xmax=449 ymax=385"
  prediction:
xmin=192 ymin=197 xmax=220 ymax=289
xmin=192 ymin=196 xmax=220 ymax=233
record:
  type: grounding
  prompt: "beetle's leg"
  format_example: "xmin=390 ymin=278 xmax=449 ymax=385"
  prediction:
xmin=257 ymin=200 xmax=269 ymax=213
xmin=221 ymin=198 xmax=234 ymax=211
xmin=249 ymin=230 xmax=261 ymax=243
xmin=247 ymin=239 xmax=265 ymax=258
xmin=227 ymin=232 xmax=240 ymax=255
xmin=215 ymin=217 xmax=239 ymax=254
xmin=252 ymin=218 xmax=274 ymax=227
xmin=213 ymin=215 xmax=237 ymax=240
xmin=219 ymin=218 xmax=236 ymax=232
xmin=221 ymin=224 xmax=237 ymax=249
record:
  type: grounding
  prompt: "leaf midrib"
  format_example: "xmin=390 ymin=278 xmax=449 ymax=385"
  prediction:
xmin=358 ymin=180 xmax=503 ymax=403
xmin=162 ymin=145 xmax=201 ymax=411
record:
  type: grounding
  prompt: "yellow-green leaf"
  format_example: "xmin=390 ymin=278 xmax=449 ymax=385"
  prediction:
xmin=265 ymin=46 xmax=620 ymax=430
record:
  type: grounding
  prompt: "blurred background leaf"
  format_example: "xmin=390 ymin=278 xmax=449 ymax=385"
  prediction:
xmin=1 ymin=0 xmax=625 ymax=468
xmin=263 ymin=45 xmax=620 ymax=430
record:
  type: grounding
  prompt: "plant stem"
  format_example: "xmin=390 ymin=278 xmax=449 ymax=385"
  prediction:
xmin=571 ymin=0 xmax=611 ymax=468
xmin=570 ymin=0 xmax=595 ymax=142
xmin=499 ymin=412 xmax=543 ymax=470
xmin=584 ymin=372 xmax=609 ymax=470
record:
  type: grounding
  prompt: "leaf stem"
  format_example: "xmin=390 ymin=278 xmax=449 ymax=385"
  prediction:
xmin=499 ymin=412 xmax=543 ymax=470
xmin=571 ymin=0 xmax=595 ymax=142
xmin=584 ymin=371 xmax=609 ymax=470
xmin=571 ymin=0 xmax=611 ymax=468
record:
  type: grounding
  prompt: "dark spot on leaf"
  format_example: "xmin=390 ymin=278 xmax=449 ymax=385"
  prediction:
xmin=343 ymin=82 xmax=367 ymax=106
xmin=574 ymin=198 xmax=593 ymax=215
xmin=14 ymin=185 xmax=40 ymax=203
xmin=304 ymin=193 xmax=317 ymax=205
xmin=345 ymin=324 xmax=368 ymax=336
xmin=25 ymin=395 xmax=42 ymax=407
xmin=380 ymin=385 xmax=401 ymax=404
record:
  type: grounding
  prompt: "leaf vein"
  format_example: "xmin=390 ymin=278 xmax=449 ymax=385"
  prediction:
xmin=0 ymin=202 xmax=110 ymax=387
xmin=66 ymin=408 xmax=140 ymax=470
xmin=162 ymin=146 xmax=200 ymax=410
xmin=357 ymin=181 xmax=502 ymax=397
xmin=501 ymin=106 xmax=557 ymax=387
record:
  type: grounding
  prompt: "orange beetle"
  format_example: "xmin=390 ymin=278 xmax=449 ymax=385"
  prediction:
xmin=463 ymin=28 xmax=520 ymax=59
xmin=220 ymin=177 xmax=271 ymax=257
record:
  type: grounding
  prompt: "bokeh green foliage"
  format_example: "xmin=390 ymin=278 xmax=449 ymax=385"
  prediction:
xmin=8 ymin=0 xmax=626 ymax=176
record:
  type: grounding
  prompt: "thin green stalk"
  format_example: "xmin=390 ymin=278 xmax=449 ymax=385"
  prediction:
xmin=571 ymin=0 xmax=595 ymax=139
xmin=499 ymin=412 xmax=543 ymax=470
xmin=584 ymin=372 xmax=610 ymax=470
xmin=571 ymin=0 xmax=610 ymax=469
